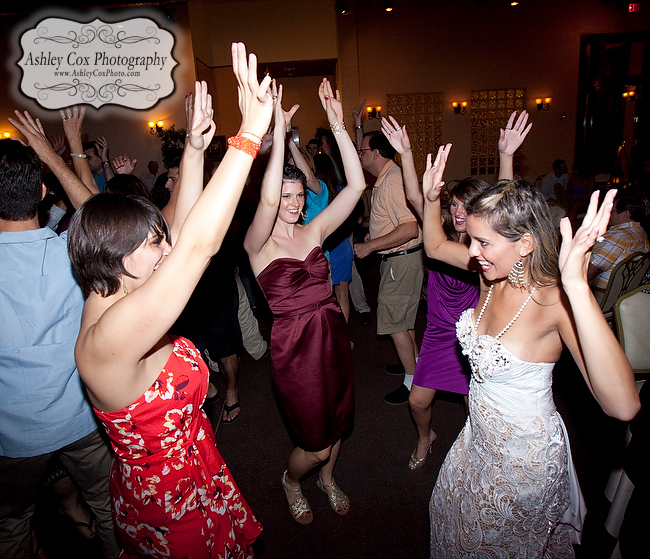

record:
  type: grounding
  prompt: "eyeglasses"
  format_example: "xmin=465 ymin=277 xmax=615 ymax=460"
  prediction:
xmin=357 ymin=148 xmax=371 ymax=155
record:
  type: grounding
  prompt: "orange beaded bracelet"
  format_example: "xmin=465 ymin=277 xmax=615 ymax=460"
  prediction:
xmin=227 ymin=132 xmax=262 ymax=158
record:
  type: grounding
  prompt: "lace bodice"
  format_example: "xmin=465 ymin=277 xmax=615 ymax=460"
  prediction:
xmin=456 ymin=308 xmax=557 ymax=415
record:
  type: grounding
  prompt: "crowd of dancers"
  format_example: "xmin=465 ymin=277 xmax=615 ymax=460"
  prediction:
xmin=0 ymin=42 xmax=641 ymax=559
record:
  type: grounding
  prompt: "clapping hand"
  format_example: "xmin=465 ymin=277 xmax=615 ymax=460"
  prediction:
xmin=318 ymin=78 xmax=344 ymax=126
xmin=59 ymin=105 xmax=85 ymax=143
xmin=381 ymin=116 xmax=411 ymax=155
xmin=185 ymin=80 xmax=216 ymax=152
xmin=275 ymin=81 xmax=299 ymax=137
xmin=559 ymin=188 xmax=616 ymax=289
xmin=352 ymin=98 xmax=367 ymax=127
xmin=498 ymin=110 xmax=532 ymax=157
xmin=422 ymin=144 xmax=453 ymax=203
xmin=8 ymin=110 xmax=54 ymax=154
xmin=112 ymin=154 xmax=137 ymax=174
xmin=231 ymin=42 xmax=273 ymax=140
xmin=270 ymin=81 xmax=298 ymax=140
xmin=51 ymin=133 xmax=67 ymax=156
xmin=96 ymin=135 xmax=110 ymax=161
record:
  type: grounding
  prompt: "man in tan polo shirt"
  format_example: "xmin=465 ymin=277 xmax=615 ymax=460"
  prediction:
xmin=354 ymin=131 xmax=424 ymax=405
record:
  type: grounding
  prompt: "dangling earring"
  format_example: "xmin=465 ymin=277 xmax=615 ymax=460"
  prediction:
xmin=507 ymin=259 xmax=526 ymax=288
xmin=121 ymin=276 xmax=129 ymax=295
xmin=300 ymin=210 xmax=306 ymax=221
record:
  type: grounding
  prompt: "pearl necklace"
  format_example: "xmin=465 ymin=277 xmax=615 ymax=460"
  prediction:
xmin=473 ymin=283 xmax=536 ymax=341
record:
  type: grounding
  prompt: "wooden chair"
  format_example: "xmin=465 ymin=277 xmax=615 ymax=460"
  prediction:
xmin=598 ymin=252 xmax=650 ymax=322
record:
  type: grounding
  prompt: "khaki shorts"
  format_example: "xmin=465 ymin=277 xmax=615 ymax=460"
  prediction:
xmin=376 ymin=250 xmax=424 ymax=335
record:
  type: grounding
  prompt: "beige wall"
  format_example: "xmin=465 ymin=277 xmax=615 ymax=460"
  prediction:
xmin=188 ymin=0 xmax=337 ymax=67
xmin=188 ymin=0 xmax=338 ymax=147
xmin=336 ymin=0 xmax=650 ymax=182
xmin=1 ymin=0 xmax=649 ymax=183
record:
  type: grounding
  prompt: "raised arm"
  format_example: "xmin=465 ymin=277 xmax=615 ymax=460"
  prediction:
xmin=243 ymin=81 xmax=296 ymax=257
xmin=421 ymin=147 xmax=473 ymax=269
xmin=308 ymin=78 xmax=366 ymax=242
xmin=83 ymin=43 xmax=274 ymax=376
xmin=95 ymin=135 xmax=115 ymax=182
xmin=558 ymin=189 xmax=640 ymax=421
xmin=111 ymin=154 xmax=137 ymax=175
xmin=284 ymin=106 xmax=321 ymax=193
xmin=58 ymin=105 xmax=100 ymax=195
xmin=352 ymin=98 xmax=366 ymax=147
xmin=381 ymin=116 xmax=423 ymax=220
xmin=163 ymin=80 xmax=216 ymax=241
xmin=497 ymin=110 xmax=532 ymax=181
xmin=8 ymin=109 xmax=96 ymax=209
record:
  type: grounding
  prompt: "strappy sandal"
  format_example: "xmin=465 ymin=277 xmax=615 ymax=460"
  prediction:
xmin=317 ymin=474 xmax=350 ymax=516
xmin=408 ymin=430 xmax=437 ymax=471
xmin=281 ymin=471 xmax=313 ymax=525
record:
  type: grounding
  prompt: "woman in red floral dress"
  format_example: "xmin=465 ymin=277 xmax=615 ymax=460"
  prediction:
xmin=67 ymin=43 xmax=272 ymax=558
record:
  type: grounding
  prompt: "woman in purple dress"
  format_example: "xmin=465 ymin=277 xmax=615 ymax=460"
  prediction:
xmin=408 ymin=184 xmax=484 ymax=469
xmin=381 ymin=111 xmax=531 ymax=469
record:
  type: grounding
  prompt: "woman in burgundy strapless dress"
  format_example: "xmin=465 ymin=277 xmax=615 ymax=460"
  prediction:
xmin=244 ymin=79 xmax=366 ymax=525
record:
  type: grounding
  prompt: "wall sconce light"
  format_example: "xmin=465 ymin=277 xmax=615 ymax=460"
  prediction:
xmin=149 ymin=120 xmax=164 ymax=135
xmin=334 ymin=1 xmax=349 ymax=15
xmin=366 ymin=106 xmax=382 ymax=120
xmin=452 ymin=101 xmax=467 ymax=115
xmin=383 ymin=0 xmax=394 ymax=11
xmin=622 ymin=89 xmax=636 ymax=101
xmin=2 ymin=132 xmax=11 ymax=138
xmin=536 ymin=97 xmax=551 ymax=111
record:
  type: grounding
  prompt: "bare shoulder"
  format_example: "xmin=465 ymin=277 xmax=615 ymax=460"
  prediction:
xmin=532 ymin=283 xmax=573 ymax=329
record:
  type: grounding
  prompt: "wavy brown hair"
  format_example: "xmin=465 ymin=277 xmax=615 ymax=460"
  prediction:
xmin=443 ymin=177 xmax=491 ymax=243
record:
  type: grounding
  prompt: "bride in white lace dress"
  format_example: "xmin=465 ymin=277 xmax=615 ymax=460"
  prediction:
xmin=421 ymin=132 xmax=640 ymax=558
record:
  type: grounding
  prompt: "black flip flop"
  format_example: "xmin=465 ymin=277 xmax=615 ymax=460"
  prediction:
xmin=222 ymin=402 xmax=240 ymax=424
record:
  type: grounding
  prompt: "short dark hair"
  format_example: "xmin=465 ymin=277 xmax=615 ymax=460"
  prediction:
xmin=167 ymin=155 xmax=182 ymax=170
xmin=106 ymin=174 xmax=151 ymax=199
xmin=313 ymin=153 xmax=338 ymax=203
xmin=615 ymin=191 xmax=648 ymax=222
xmin=552 ymin=159 xmax=565 ymax=171
xmin=67 ymin=194 xmax=170 ymax=298
xmin=151 ymin=172 xmax=171 ymax=210
xmin=307 ymin=138 xmax=319 ymax=147
xmin=0 ymin=139 xmax=43 ymax=221
xmin=283 ymin=164 xmax=307 ymax=190
xmin=365 ymin=131 xmax=396 ymax=160
xmin=82 ymin=141 xmax=98 ymax=155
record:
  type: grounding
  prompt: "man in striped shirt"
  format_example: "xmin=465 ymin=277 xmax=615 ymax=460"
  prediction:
xmin=588 ymin=190 xmax=650 ymax=302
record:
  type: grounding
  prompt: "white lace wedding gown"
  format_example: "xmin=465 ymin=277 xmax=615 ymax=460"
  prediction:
xmin=429 ymin=307 xmax=586 ymax=559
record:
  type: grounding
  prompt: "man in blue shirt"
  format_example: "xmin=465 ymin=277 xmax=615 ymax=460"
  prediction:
xmin=0 ymin=136 xmax=119 ymax=558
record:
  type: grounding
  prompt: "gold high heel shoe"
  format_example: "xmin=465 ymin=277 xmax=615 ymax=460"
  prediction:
xmin=317 ymin=474 xmax=350 ymax=516
xmin=281 ymin=471 xmax=313 ymax=525
xmin=408 ymin=430 xmax=437 ymax=471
